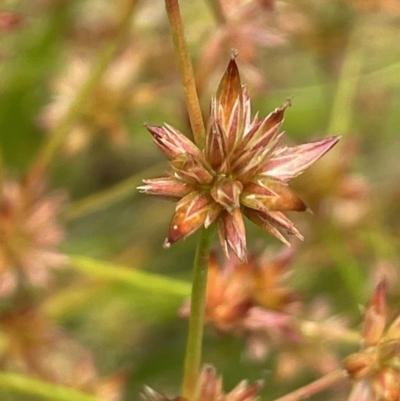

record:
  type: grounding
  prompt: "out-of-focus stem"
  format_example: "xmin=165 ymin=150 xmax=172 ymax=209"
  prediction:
xmin=0 ymin=371 xmax=101 ymax=401
xmin=326 ymin=27 xmax=366 ymax=305
xmin=295 ymin=318 xmax=360 ymax=345
xmin=0 ymin=144 xmax=4 ymax=188
xmin=205 ymin=0 xmax=226 ymax=24
xmin=164 ymin=0 xmax=205 ymax=147
xmin=28 ymin=0 xmax=138 ymax=180
xmin=328 ymin=27 xmax=364 ymax=136
xmin=181 ymin=227 xmax=212 ymax=400
xmin=63 ymin=161 xmax=166 ymax=221
xmin=272 ymin=369 xmax=348 ymax=401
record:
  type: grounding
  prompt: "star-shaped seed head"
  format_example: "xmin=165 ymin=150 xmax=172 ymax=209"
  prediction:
xmin=139 ymin=56 xmax=339 ymax=260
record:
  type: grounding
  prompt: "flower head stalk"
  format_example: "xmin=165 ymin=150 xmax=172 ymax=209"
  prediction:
xmin=139 ymin=56 xmax=339 ymax=260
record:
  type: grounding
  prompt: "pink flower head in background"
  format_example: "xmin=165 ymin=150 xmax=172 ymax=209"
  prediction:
xmin=0 ymin=177 xmax=67 ymax=297
xmin=344 ymin=280 xmax=400 ymax=401
xmin=141 ymin=364 xmax=262 ymax=401
xmin=139 ymin=56 xmax=339 ymax=260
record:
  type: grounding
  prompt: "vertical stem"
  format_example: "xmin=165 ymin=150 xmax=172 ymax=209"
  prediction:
xmin=0 ymin=144 xmax=4 ymax=188
xmin=205 ymin=0 xmax=226 ymax=24
xmin=164 ymin=2 xmax=210 ymax=396
xmin=164 ymin=0 xmax=205 ymax=147
xmin=63 ymin=161 xmax=166 ymax=221
xmin=181 ymin=227 xmax=212 ymax=400
xmin=325 ymin=26 xmax=366 ymax=304
xmin=28 ymin=0 xmax=138 ymax=180
xmin=328 ymin=27 xmax=364 ymax=136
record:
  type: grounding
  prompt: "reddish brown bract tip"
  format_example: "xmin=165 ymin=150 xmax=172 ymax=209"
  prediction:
xmin=217 ymin=58 xmax=242 ymax=125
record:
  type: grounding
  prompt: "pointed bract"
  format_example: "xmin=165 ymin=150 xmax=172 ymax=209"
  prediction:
xmin=165 ymin=192 xmax=220 ymax=247
xmin=262 ymin=136 xmax=340 ymax=181
xmin=146 ymin=124 xmax=202 ymax=161
xmin=241 ymin=180 xmax=306 ymax=213
xmin=170 ymin=154 xmax=214 ymax=185
xmin=217 ymin=58 xmax=242 ymax=129
xmin=218 ymin=209 xmax=246 ymax=260
xmin=205 ymin=104 xmax=227 ymax=169
xmin=138 ymin=177 xmax=191 ymax=199
xmin=362 ymin=280 xmax=387 ymax=347
xmin=211 ymin=180 xmax=243 ymax=213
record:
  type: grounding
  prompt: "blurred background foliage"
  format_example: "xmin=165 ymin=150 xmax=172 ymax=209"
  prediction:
xmin=1 ymin=0 xmax=400 ymax=400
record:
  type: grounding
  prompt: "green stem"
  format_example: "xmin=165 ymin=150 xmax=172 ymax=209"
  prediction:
xmin=68 ymin=255 xmax=191 ymax=297
xmin=63 ymin=161 xmax=166 ymax=221
xmin=0 ymin=143 xmax=4 ymax=188
xmin=328 ymin=27 xmax=364 ymax=136
xmin=181 ymin=227 xmax=212 ymax=399
xmin=28 ymin=0 xmax=138 ymax=180
xmin=271 ymin=369 xmax=347 ymax=401
xmin=0 ymin=372 xmax=101 ymax=401
xmin=205 ymin=0 xmax=226 ymax=24
xmin=164 ymin=0 xmax=205 ymax=147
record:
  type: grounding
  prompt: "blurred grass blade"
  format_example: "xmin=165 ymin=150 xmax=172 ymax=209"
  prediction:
xmin=328 ymin=27 xmax=364 ymax=136
xmin=0 ymin=372 xmax=101 ymax=401
xmin=64 ymin=161 xmax=165 ymax=221
xmin=69 ymin=255 xmax=191 ymax=297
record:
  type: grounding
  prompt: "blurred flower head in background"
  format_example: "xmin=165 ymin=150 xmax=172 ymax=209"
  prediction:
xmin=139 ymin=57 xmax=339 ymax=260
xmin=196 ymin=0 xmax=285 ymax=96
xmin=0 ymin=176 xmax=67 ymax=297
xmin=180 ymin=247 xmax=298 ymax=332
xmin=40 ymin=45 xmax=151 ymax=155
xmin=0 ymin=304 xmax=124 ymax=401
xmin=141 ymin=364 xmax=262 ymax=401
xmin=292 ymin=138 xmax=370 ymax=228
xmin=273 ymin=297 xmax=348 ymax=381
xmin=277 ymin=0 xmax=355 ymax=75
xmin=344 ymin=280 xmax=400 ymax=401
xmin=181 ymin=248 xmax=300 ymax=360
xmin=0 ymin=11 xmax=23 ymax=32
xmin=181 ymin=249 xmax=349 ymax=375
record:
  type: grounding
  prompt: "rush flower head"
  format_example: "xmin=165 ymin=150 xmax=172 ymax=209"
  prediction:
xmin=141 ymin=364 xmax=262 ymax=401
xmin=0 ymin=176 xmax=68 ymax=297
xmin=180 ymin=248 xmax=306 ymax=362
xmin=180 ymin=247 xmax=298 ymax=334
xmin=40 ymin=46 xmax=149 ymax=155
xmin=344 ymin=280 xmax=400 ymax=401
xmin=139 ymin=57 xmax=339 ymax=260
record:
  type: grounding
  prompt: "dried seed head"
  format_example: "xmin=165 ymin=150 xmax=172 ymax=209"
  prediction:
xmin=344 ymin=281 xmax=400 ymax=401
xmin=139 ymin=58 xmax=339 ymax=259
xmin=0 ymin=177 xmax=67 ymax=296
xmin=141 ymin=365 xmax=262 ymax=401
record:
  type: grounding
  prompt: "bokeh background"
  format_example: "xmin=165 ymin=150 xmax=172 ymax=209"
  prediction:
xmin=1 ymin=0 xmax=400 ymax=400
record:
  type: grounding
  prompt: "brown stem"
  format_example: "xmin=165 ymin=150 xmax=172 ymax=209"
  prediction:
xmin=164 ymin=0 xmax=205 ymax=147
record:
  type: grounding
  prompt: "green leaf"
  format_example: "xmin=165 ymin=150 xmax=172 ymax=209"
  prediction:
xmin=69 ymin=255 xmax=191 ymax=298
xmin=0 ymin=372 xmax=101 ymax=401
